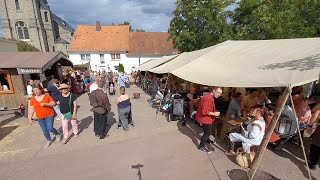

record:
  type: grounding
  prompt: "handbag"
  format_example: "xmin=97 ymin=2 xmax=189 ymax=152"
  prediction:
xmin=62 ymin=93 xmax=73 ymax=120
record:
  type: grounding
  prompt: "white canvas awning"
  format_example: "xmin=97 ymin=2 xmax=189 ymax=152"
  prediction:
xmin=150 ymin=38 xmax=320 ymax=87
xmin=135 ymin=55 xmax=178 ymax=71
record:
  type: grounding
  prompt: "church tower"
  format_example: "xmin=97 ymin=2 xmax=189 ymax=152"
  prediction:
xmin=0 ymin=0 xmax=55 ymax=52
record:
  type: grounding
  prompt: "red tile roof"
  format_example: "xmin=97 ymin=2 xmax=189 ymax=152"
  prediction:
xmin=129 ymin=32 xmax=179 ymax=55
xmin=68 ymin=25 xmax=130 ymax=52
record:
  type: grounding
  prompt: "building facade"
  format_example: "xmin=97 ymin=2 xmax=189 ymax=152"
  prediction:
xmin=68 ymin=22 xmax=179 ymax=73
xmin=0 ymin=0 xmax=74 ymax=53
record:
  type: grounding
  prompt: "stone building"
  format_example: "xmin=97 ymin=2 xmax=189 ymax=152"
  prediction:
xmin=0 ymin=0 xmax=74 ymax=53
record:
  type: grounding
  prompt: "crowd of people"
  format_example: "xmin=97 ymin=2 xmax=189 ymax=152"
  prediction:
xmin=26 ymin=68 xmax=133 ymax=148
xmin=25 ymin=68 xmax=320 ymax=169
xmin=135 ymin=71 xmax=320 ymax=169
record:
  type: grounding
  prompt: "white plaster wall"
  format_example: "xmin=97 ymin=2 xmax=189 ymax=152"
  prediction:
xmin=69 ymin=52 xmax=165 ymax=73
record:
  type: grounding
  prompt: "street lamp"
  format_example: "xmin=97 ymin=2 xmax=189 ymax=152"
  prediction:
xmin=138 ymin=44 xmax=141 ymax=66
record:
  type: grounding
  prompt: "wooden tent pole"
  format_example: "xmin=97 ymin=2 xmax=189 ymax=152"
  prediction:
xmin=289 ymin=93 xmax=312 ymax=180
xmin=249 ymin=86 xmax=291 ymax=179
xmin=164 ymin=73 xmax=170 ymax=91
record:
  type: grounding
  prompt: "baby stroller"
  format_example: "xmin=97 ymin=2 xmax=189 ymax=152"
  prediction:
xmin=273 ymin=105 xmax=299 ymax=150
xmin=117 ymin=103 xmax=135 ymax=129
xmin=109 ymin=83 xmax=115 ymax=95
xmin=167 ymin=94 xmax=186 ymax=125
xmin=149 ymin=91 xmax=163 ymax=109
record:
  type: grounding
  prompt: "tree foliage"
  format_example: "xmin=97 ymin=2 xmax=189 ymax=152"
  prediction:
xmin=118 ymin=63 xmax=125 ymax=73
xmin=168 ymin=0 xmax=320 ymax=52
xmin=17 ymin=41 xmax=40 ymax=52
xmin=231 ymin=0 xmax=320 ymax=40
xmin=119 ymin=21 xmax=146 ymax=32
xmin=168 ymin=0 xmax=234 ymax=52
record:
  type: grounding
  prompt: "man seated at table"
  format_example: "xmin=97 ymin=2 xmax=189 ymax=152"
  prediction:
xmin=227 ymin=92 xmax=243 ymax=118
xmin=242 ymin=89 xmax=260 ymax=118
xmin=225 ymin=105 xmax=266 ymax=158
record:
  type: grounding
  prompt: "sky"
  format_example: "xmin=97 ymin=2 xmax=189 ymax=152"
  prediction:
xmin=48 ymin=0 xmax=177 ymax=32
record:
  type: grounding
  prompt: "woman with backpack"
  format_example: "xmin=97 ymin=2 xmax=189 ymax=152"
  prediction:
xmin=57 ymin=83 xmax=79 ymax=144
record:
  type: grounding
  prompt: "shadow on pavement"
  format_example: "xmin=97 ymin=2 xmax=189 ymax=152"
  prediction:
xmin=0 ymin=125 xmax=19 ymax=141
xmin=177 ymin=120 xmax=202 ymax=148
xmin=77 ymin=116 xmax=93 ymax=136
xmin=0 ymin=112 xmax=23 ymax=128
xmin=106 ymin=112 xmax=116 ymax=134
xmin=227 ymin=169 xmax=248 ymax=180
xmin=132 ymin=164 xmax=144 ymax=180
xmin=269 ymin=143 xmax=318 ymax=180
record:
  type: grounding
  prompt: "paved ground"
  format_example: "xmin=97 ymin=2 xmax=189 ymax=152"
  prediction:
xmin=0 ymin=85 xmax=319 ymax=180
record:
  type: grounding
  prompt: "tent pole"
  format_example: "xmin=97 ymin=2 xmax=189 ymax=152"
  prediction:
xmin=288 ymin=93 xmax=312 ymax=180
xmin=164 ymin=73 xmax=170 ymax=91
xmin=249 ymin=86 xmax=291 ymax=179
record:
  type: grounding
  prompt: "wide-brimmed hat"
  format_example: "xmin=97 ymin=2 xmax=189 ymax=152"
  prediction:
xmin=58 ymin=83 xmax=70 ymax=90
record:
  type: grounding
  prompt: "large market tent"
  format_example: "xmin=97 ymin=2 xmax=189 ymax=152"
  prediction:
xmin=135 ymin=55 xmax=178 ymax=71
xmin=149 ymin=38 xmax=320 ymax=179
xmin=150 ymin=38 xmax=320 ymax=87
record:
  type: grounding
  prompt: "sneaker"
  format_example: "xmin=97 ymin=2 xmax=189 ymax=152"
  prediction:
xmin=44 ymin=141 xmax=52 ymax=148
xmin=55 ymin=117 xmax=61 ymax=121
xmin=55 ymin=135 xmax=61 ymax=142
xmin=199 ymin=147 xmax=211 ymax=154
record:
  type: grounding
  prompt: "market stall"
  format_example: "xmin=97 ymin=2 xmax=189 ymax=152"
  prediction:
xmin=0 ymin=52 xmax=73 ymax=108
xmin=149 ymin=37 xmax=320 ymax=179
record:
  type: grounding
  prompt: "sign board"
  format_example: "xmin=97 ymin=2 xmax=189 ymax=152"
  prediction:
xmin=17 ymin=68 xmax=42 ymax=74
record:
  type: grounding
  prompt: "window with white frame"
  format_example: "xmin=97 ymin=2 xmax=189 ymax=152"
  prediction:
xmin=15 ymin=21 xmax=29 ymax=40
xmin=100 ymin=54 xmax=105 ymax=64
xmin=80 ymin=54 xmax=91 ymax=60
xmin=111 ymin=53 xmax=121 ymax=60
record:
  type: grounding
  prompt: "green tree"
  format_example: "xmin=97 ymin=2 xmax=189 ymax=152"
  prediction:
xmin=119 ymin=21 xmax=134 ymax=32
xmin=17 ymin=41 xmax=40 ymax=52
xmin=136 ymin=29 xmax=146 ymax=32
xmin=119 ymin=21 xmax=146 ymax=32
xmin=231 ymin=0 xmax=320 ymax=40
xmin=168 ymin=0 xmax=234 ymax=52
xmin=118 ymin=63 xmax=125 ymax=73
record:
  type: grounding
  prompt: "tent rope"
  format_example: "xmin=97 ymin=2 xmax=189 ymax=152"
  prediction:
xmin=289 ymin=92 xmax=312 ymax=180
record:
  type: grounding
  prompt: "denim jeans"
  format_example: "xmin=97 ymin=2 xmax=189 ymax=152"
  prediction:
xmin=38 ymin=116 xmax=58 ymax=141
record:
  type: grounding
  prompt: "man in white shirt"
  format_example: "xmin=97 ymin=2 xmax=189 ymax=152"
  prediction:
xmin=89 ymin=77 xmax=99 ymax=93
xmin=26 ymin=79 xmax=34 ymax=96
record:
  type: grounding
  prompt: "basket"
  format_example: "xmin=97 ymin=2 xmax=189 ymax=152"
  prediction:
xmin=133 ymin=93 xmax=140 ymax=99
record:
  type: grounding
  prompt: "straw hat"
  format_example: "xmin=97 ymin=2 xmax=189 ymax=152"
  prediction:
xmin=58 ymin=83 xmax=70 ymax=90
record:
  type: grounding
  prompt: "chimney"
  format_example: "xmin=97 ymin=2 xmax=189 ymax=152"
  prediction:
xmin=96 ymin=21 xmax=101 ymax=31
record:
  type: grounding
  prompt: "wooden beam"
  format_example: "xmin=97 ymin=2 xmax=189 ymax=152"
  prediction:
xmin=249 ymin=86 xmax=290 ymax=179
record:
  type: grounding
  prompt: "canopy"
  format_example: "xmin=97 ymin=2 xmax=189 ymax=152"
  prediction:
xmin=135 ymin=55 xmax=178 ymax=71
xmin=0 ymin=52 xmax=73 ymax=74
xmin=150 ymin=38 xmax=320 ymax=87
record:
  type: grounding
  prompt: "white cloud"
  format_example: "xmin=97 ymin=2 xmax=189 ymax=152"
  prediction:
xmin=48 ymin=0 xmax=176 ymax=32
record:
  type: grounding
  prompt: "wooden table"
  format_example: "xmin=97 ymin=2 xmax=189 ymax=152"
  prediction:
xmin=218 ymin=116 xmax=246 ymax=141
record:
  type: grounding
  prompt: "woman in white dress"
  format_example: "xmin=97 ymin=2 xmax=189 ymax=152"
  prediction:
xmin=226 ymin=105 xmax=266 ymax=155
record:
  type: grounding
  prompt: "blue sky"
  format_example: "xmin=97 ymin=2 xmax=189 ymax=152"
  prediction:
xmin=48 ymin=0 xmax=177 ymax=32
xmin=0 ymin=0 xmax=238 ymax=37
